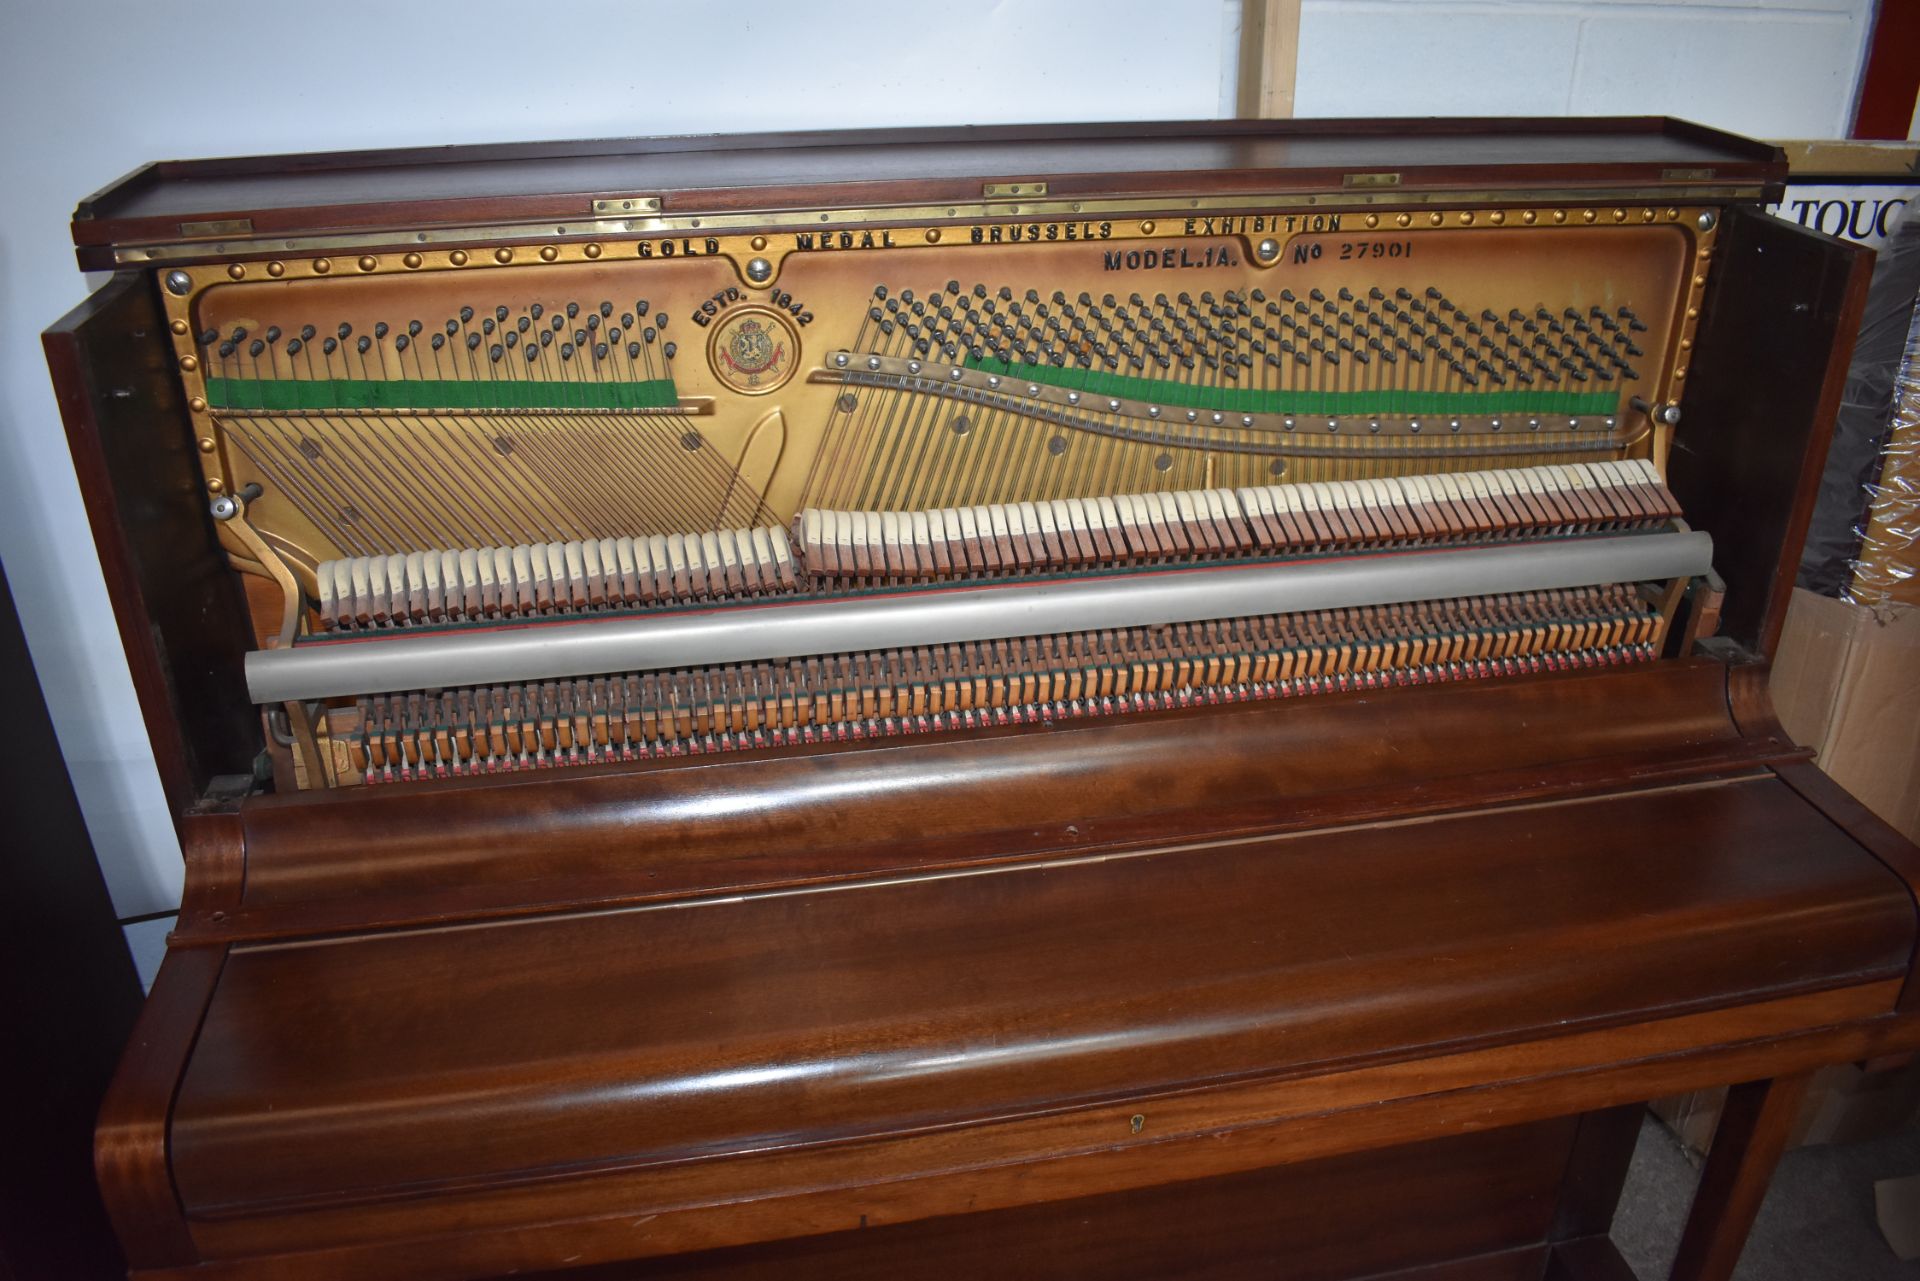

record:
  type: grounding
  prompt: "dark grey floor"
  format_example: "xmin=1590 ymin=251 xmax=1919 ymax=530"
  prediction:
xmin=1614 ymin=1115 xmax=1920 ymax=1279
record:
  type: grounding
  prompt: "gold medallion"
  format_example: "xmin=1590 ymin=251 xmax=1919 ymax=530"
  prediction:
xmin=708 ymin=306 xmax=798 ymax=395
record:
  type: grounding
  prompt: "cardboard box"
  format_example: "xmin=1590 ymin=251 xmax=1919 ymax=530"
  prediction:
xmin=1771 ymin=588 xmax=1920 ymax=845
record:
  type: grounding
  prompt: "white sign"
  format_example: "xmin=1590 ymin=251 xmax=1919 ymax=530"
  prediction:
xmin=1770 ymin=184 xmax=1920 ymax=250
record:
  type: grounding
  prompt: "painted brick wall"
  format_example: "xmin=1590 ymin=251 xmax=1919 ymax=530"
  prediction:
xmin=1296 ymin=0 xmax=1875 ymax=138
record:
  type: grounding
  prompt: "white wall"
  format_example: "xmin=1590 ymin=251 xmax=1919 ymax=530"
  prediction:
xmin=1296 ymin=0 xmax=1875 ymax=136
xmin=0 ymin=0 xmax=1877 ymax=987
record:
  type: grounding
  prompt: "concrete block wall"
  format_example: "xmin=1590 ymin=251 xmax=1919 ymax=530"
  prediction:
xmin=1295 ymin=0 xmax=1876 ymax=138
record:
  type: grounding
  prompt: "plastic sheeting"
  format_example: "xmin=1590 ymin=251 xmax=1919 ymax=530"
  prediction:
xmin=1798 ymin=195 xmax=1920 ymax=614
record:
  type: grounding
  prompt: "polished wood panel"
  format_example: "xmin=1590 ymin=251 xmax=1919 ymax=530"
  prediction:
xmin=153 ymin=989 xmax=1920 ymax=1276
xmin=42 ymin=273 xmax=259 ymax=815
xmin=1666 ymin=206 xmax=1873 ymax=657
xmin=204 ymin=660 xmax=1765 ymax=941
xmin=169 ymin=775 xmax=1910 ymax=1219
xmin=71 ymin=118 xmax=1783 ymax=269
xmin=510 ymin=1118 xmax=1577 ymax=1281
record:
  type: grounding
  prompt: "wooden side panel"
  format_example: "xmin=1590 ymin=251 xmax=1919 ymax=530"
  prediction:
xmin=1665 ymin=205 xmax=1872 ymax=658
xmin=96 ymin=946 xmax=225 ymax=1270
xmin=43 ymin=272 xmax=259 ymax=815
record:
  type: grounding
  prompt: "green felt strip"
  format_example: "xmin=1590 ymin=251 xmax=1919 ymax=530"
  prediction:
xmin=962 ymin=357 xmax=1617 ymax=418
xmin=205 ymin=377 xmax=680 ymax=412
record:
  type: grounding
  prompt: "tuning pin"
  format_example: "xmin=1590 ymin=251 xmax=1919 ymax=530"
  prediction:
xmin=663 ymin=341 xmax=677 ymax=359
xmin=323 ymin=337 xmax=338 ymax=356
xmin=565 ymin=302 xmax=579 ymax=319
xmin=286 ymin=338 xmax=304 ymax=356
xmin=357 ymin=336 xmax=372 ymax=354
xmin=505 ymin=331 xmax=518 ymax=349
xmin=481 ymin=318 xmax=496 ymax=335
xmin=406 ymin=320 xmax=422 ymax=338
xmin=642 ymin=327 xmax=656 ymax=343
xmin=432 ymin=333 xmax=446 ymax=351
xmin=516 ymin=316 xmax=531 ymax=333
xmin=560 ymin=343 xmax=573 ymax=359
xmin=529 ymin=303 xmax=544 ymax=321
xmin=373 ymin=322 xmax=389 ymax=340
xmin=635 ymin=300 xmax=650 ymax=317
xmin=539 ymin=329 xmax=553 ymax=348
xmin=395 ymin=334 xmax=410 ymax=353
xmin=217 ymin=341 xmax=235 ymax=358
xmin=627 ymin=341 xmax=641 ymax=359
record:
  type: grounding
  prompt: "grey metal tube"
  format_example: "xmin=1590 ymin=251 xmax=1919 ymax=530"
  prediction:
xmin=247 ymin=531 xmax=1714 ymax=704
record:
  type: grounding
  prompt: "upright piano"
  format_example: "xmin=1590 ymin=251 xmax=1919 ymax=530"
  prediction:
xmin=46 ymin=118 xmax=1920 ymax=1281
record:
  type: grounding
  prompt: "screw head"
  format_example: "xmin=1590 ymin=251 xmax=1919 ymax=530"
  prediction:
xmin=209 ymin=495 xmax=238 ymax=521
xmin=745 ymin=257 xmax=773 ymax=284
xmin=868 ymin=356 xmax=881 ymax=370
xmin=1067 ymin=391 xmax=1080 ymax=404
xmin=834 ymin=352 xmax=848 ymax=367
xmin=164 ymin=270 xmax=192 ymax=296
xmin=1257 ymin=238 xmax=1280 ymax=261
xmin=950 ymin=367 xmax=964 ymax=381
xmin=1696 ymin=211 xmax=1717 ymax=232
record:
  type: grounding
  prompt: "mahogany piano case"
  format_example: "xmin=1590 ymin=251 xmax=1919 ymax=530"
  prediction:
xmin=45 ymin=117 xmax=1920 ymax=1281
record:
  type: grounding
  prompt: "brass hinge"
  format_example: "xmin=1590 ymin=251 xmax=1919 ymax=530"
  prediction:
xmin=1662 ymin=168 xmax=1715 ymax=182
xmin=984 ymin=181 xmax=1047 ymax=199
xmin=1343 ymin=172 xmax=1402 ymax=189
xmin=590 ymin=195 xmax=664 ymax=216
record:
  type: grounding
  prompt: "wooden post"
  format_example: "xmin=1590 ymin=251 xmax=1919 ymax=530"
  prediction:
xmin=1236 ymin=0 xmax=1302 ymax=119
xmin=1669 ymin=1073 xmax=1812 ymax=1281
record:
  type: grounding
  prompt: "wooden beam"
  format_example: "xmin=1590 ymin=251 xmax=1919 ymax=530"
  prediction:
xmin=1236 ymin=0 xmax=1301 ymax=119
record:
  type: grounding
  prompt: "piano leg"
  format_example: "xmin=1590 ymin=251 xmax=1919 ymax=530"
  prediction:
xmin=1668 ymin=1072 xmax=1814 ymax=1281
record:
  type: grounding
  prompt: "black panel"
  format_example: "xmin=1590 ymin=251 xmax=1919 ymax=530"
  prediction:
xmin=0 ymin=563 xmax=143 ymax=1279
